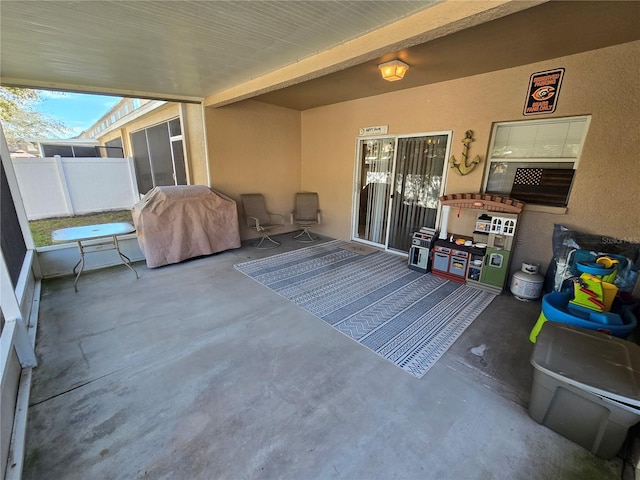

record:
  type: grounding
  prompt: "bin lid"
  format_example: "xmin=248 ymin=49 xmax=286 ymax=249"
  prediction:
xmin=531 ymin=322 xmax=640 ymax=408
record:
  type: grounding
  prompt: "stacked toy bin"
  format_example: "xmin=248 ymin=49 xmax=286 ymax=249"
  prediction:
xmin=529 ymin=322 xmax=640 ymax=458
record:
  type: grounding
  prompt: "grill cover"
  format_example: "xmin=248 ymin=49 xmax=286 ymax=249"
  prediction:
xmin=132 ymin=185 xmax=240 ymax=268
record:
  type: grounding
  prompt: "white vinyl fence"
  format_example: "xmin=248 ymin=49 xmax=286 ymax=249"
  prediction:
xmin=11 ymin=155 xmax=140 ymax=220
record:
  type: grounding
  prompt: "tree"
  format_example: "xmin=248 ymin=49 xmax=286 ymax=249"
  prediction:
xmin=0 ymin=87 xmax=72 ymax=150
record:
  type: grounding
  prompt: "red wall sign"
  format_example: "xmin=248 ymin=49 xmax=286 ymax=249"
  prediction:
xmin=523 ymin=68 xmax=565 ymax=116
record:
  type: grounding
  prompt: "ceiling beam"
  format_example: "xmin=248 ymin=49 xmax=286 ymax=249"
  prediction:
xmin=0 ymin=78 xmax=204 ymax=104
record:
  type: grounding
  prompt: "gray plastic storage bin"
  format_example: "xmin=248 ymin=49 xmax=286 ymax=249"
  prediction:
xmin=529 ymin=322 xmax=640 ymax=458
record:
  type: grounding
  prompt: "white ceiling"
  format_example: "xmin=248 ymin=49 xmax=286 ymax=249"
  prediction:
xmin=1 ymin=1 xmax=639 ymax=110
xmin=1 ymin=0 xmax=438 ymax=100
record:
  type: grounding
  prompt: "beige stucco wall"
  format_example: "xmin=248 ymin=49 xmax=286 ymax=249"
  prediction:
xmin=119 ymin=103 xmax=180 ymax=138
xmin=199 ymin=41 xmax=639 ymax=293
xmin=299 ymin=41 xmax=640 ymax=292
xmin=99 ymin=103 xmax=180 ymax=154
xmin=98 ymin=128 xmax=125 ymax=149
xmin=205 ymin=100 xmax=302 ymax=240
xmin=180 ymin=103 xmax=208 ymax=186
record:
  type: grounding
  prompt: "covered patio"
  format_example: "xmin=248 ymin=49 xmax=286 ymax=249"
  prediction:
xmin=22 ymin=235 xmax=621 ymax=479
xmin=2 ymin=1 xmax=639 ymax=478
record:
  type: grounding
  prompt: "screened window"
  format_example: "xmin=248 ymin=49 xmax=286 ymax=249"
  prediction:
xmin=41 ymin=145 xmax=99 ymax=157
xmin=42 ymin=145 xmax=73 ymax=157
xmin=1 ymin=159 xmax=27 ymax=288
xmin=73 ymin=146 xmax=99 ymax=157
xmin=483 ymin=116 xmax=590 ymax=207
xmin=131 ymin=118 xmax=186 ymax=194
xmin=100 ymin=137 xmax=125 ymax=158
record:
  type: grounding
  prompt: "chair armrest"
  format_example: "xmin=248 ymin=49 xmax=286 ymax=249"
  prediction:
xmin=247 ymin=216 xmax=262 ymax=229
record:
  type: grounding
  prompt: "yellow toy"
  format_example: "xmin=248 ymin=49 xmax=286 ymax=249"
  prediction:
xmin=596 ymin=256 xmax=619 ymax=284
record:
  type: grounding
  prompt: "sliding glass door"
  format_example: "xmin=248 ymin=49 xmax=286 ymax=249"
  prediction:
xmin=387 ymin=134 xmax=450 ymax=252
xmin=354 ymin=137 xmax=395 ymax=245
xmin=353 ymin=132 xmax=451 ymax=253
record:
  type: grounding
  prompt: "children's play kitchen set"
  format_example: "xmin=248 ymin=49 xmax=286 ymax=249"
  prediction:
xmin=407 ymin=227 xmax=438 ymax=273
xmin=424 ymin=193 xmax=525 ymax=294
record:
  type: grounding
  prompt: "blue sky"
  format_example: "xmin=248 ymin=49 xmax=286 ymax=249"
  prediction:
xmin=37 ymin=90 xmax=121 ymax=137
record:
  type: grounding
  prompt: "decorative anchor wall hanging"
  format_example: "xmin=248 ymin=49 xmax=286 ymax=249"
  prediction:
xmin=449 ymin=130 xmax=482 ymax=176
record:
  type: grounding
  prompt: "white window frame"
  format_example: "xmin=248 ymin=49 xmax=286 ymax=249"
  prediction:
xmin=482 ymin=115 xmax=591 ymax=207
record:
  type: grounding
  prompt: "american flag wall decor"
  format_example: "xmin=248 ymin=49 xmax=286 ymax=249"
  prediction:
xmin=510 ymin=167 xmax=575 ymax=206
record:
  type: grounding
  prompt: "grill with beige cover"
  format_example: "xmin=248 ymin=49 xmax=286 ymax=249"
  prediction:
xmin=132 ymin=185 xmax=241 ymax=268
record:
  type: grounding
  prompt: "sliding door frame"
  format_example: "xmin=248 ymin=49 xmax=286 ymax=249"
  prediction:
xmin=351 ymin=134 xmax=397 ymax=250
xmin=351 ymin=131 xmax=452 ymax=254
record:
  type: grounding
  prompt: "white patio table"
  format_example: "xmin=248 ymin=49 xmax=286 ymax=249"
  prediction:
xmin=52 ymin=222 xmax=139 ymax=292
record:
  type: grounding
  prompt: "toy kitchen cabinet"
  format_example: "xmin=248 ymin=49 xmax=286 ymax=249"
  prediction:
xmin=432 ymin=242 xmax=470 ymax=283
xmin=436 ymin=194 xmax=525 ymax=294
xmin=478 ymin=247 xmax=511 ymax=291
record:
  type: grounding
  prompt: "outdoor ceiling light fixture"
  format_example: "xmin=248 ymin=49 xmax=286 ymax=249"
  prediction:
xmin=378 ymin=59 xmax=409 ymax=81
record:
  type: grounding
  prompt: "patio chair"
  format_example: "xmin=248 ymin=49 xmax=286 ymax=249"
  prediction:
xmin=241 ymin=194 xmax=285 ymax=249
xmin=290 ymin=192 xmax=321 ymax=242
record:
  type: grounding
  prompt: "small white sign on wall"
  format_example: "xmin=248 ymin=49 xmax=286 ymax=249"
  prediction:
xmin=359 ymin=125 xmax=388 ymax=136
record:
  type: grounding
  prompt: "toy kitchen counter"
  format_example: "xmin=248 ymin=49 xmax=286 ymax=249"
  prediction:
xmin=431 ymin=237 xmax=512 ymax=294
xmin=428 ymin=193 xmax=527 ymax=294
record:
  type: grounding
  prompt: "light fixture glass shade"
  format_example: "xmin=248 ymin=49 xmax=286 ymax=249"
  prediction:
xmin=378 ymin=59 xmax=409 ymax=81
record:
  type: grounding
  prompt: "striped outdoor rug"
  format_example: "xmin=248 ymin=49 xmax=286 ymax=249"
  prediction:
xmin=234 ymin=240 xmax=496 ymax=378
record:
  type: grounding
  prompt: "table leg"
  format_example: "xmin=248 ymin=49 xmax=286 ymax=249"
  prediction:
xmin=72 ymin=241 xmax=85 ymax=293
xmin=113 ymin=235 xmax=139 ymax=279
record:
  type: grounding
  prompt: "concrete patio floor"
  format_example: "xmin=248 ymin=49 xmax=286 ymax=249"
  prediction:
xmin=23 ymin=234 xmax=625 ymax=479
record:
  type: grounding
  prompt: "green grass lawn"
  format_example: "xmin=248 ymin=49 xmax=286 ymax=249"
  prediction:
xmin=30 ymin=210 xmax=134 ymax=248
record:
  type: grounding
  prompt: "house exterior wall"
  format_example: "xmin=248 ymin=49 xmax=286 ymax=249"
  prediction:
xmin=205 ymin=100 xmax=301 ymax=239
xmin=199 ymin=42 xmax=639 ymax=292
xmin=181 ymin=103 xmax=208 ymax=186
xmin=118 ymin=103 xmax=180 ymax=136
xmin=97 ymin=102 xmax=207 ymax=186
xmin=298 ymin=41 xmax=639 ymax=291
xmin=82 ymin=98 xmax=153 ymax=139
xmin=99 ymin=103 xmax=179 ymax=152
